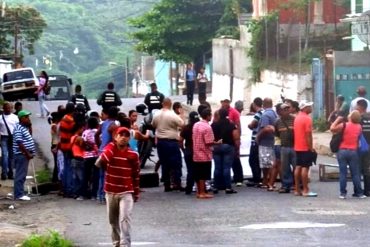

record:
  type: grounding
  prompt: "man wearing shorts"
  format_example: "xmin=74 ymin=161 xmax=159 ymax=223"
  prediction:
xmin=293 ymin=100 xmax=317 ymax=197
xmin=256 ymin=98 xmax=277 ymax=188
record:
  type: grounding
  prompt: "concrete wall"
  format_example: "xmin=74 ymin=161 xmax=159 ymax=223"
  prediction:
xmin=212 ymin=26 xmax=313 ymax=110
xmin=212 ymin=26 xmax=251 ymax=103
xmin=250 ymin=70 xmax=313 ymax=105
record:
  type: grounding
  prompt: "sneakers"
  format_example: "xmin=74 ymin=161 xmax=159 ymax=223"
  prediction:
xmin=352 ymin=194 xmax=367 ymax=199
xmin=339 ymin=194 xmax=346 ymax=199
xmin=225 ymin=189 xmax=238 ymax=194
xmin=18 ymin=195 xmax=31 ymax=201
xmin=76 ymin=196 xmax=84 ymax=201
xmin=236 ymin=182 xmax=243 ymax=187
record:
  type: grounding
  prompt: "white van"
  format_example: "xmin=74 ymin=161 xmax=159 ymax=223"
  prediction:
xmin=1 ymin=67 xmax=39 ymax=101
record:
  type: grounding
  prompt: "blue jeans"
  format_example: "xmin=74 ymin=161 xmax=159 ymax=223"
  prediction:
xmin=184 ymin=148 xmax=194 ymax=192
xmin=38 ymin=93 xmax=49 ymax=117
xmin=280 ymin=147 xmax=296 ymax=189
xmin=14 ymin=154 xmax=29 ymax=199
xmin=62 ymin=152 xmax=74 ymax=197
xmin=72 ymin=158 xmax=84 ymax=197
xmin=157 ymin=139 xmax=182 ymax=188
xmin=1 ymin=135 xmax=13 ymax=177
xmin=98 ymin=168 xmax=106 ymax=201
xmin=337 ymin=149 xmax=363 ymax=196
xmin=249 ymin=141 xmax=261 ymax=183
xmin=213 ymin=144 xmax=235 ymax=190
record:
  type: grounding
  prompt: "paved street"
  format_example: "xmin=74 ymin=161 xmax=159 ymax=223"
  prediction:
xmin=22 ymin=98 xmax=370 ymax=247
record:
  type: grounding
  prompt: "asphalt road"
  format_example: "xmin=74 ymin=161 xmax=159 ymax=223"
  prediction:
xmin=24 ymin=97 xmax=370 ymax=247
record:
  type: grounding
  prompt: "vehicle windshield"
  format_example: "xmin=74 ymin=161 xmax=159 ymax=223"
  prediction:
xmin=3 ymin=70 xmax=34 ymax=82
xmin=48 ymin=79 xmax=70 ymax=100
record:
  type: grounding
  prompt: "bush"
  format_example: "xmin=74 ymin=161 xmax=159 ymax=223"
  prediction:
xmin=314 ymin=117 xmax=328 ymax=132
xmin=21 ymin=230 xmax=73 ymax=247
xmin=35 ymin=169 xmax=51 ymax=184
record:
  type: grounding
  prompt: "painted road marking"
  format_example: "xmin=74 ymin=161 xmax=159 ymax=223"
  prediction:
xmin=293 ymin=208 xmax=367 ymax=216
xmin=98 ymin=242 xmax=157 ymax=246
xmin=240 ymin=222 xmax=345 ymax=230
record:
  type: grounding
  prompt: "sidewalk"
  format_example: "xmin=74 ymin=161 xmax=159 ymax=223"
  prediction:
xmin=313 ymin=130 xmax=332 ymax=156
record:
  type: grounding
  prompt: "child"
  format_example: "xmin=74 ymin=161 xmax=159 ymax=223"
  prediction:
xmin=71 ymin=126 xmax=85 ymax=200
xmin=95 ymin=127 xmax=140 ymax=247
xmin=82 ymin=117 xmax=100 ymax=199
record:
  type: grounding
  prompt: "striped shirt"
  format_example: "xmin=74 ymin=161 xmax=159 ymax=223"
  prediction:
xmin=100 ymin=143 xmax=140 ymax=196
xmin=251 ymin=110 xmax=263 ymax=142
xmin=59 ymin=114 xmax=75 ymax=152
xmin=13 ymin=123 xmax=35 ymax=155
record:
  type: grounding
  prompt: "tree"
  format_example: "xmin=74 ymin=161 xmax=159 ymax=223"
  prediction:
xmin=216 ymin=0 xmax=240 ymax=39
xmin=0 ymin=4 xmax=47 ymax=65
xmin=129 ymin=0 xmax=224 ymax=63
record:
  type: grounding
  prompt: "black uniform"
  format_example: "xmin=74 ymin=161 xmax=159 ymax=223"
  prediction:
xmin=97 ymin=90 xmax=122 ymax=111
xmin=144 ymin=91 xmax=164 ymax=113
xmin=70 ymin=94 xmax=91 ymax=112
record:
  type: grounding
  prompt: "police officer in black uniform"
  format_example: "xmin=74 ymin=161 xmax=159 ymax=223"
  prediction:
xmin=144 ymin=82 xmax=164 ymax=113
xmin=69 ymin=84 xmax=91 ymax=112
xmin=97 ymin=82 xmax=122 ymax=111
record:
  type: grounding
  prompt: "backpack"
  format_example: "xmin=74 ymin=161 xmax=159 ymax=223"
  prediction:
xmin=43 ymin=81 xmax=51 ymax=95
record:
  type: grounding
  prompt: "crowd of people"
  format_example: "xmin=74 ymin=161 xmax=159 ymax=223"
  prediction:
xmin=3 ymin=75 xmax=370 ymax=246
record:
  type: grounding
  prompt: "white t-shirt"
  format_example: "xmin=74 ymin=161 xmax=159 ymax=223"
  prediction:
xmin=0 ymin=113 xmax=19 ymax=136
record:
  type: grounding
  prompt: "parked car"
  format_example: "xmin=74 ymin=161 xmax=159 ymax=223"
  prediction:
xmin=42 ymin=75 xmax=73 ymax=101
xmin=1 ymin=67 xmax=39 ymax=101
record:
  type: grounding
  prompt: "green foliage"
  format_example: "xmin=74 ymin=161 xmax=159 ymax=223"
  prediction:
xmin=216 ymin=0 xmax=240 ymax=40
xmin=290 ymin=48 xmax=321 ymax=64
xmin=21 ymin=230 xmax=73 ymax=247
xmin=0 ymin=4 xmax=47 ymax=62
xmin=129 ymin=0 xmax=225 ymax=63
xmin=246 ymin=13 xmax=278 ymax=82
xmin=314 ymin=117 xmax=329 ymax=132
xmin=3 ymin=0 xmax=157 ymax=98
xmin=36 ymin=169 xmax=51 ymax=184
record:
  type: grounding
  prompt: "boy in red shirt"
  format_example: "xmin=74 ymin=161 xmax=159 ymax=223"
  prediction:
xmin=95 ymin=127 xmax=140 ymax=247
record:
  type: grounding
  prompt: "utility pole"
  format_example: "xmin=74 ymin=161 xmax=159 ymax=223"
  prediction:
xmin=13 ymin=9 xmax=19 ymax=68
xmin=125 ymin=56 xmax=129 ymax=97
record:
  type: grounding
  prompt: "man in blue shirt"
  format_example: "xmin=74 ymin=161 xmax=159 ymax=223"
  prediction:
xmin=256 ymin=98 xmax=277 ymax=188
xmin=13 ymin=110 xmax=36 ymax=201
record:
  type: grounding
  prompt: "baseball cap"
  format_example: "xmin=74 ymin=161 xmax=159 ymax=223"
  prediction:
xmin=115 ymin=127 xmax=130 ymax=136
xmin=299 ymin=100 xmax=314 ymax=110
xmin=18 ymin=110 xmax=32 ymax=118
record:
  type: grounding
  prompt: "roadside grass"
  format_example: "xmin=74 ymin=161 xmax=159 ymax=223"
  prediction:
xmin=35 ymin=169 xmax=51 ymax=184
xmin=20 ymin=230 xmax=73 ymax=247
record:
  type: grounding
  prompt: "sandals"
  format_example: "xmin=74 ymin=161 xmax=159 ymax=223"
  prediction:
xmin=302 ymin=192 xmax=318 ymax=197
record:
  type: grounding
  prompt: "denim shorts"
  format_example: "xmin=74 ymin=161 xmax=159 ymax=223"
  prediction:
xmin=274 ymin=145 xmax=281 ymax=160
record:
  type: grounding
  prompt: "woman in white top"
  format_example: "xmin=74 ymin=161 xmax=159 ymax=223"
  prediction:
xmin=197 ymin=67 xmax=208 ymax=104
xmin=36 ymin=70 xmax=50 ymax=118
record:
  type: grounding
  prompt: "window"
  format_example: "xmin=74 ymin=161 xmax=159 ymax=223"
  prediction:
xmin=356 ymin=0 xmax=363 ymax=14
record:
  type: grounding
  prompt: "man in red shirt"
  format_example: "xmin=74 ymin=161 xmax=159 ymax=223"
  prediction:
xmin=96 ymin=127 xmax=140 ymax=247
xmin=293 ymin=100 xmax=317 ymax=197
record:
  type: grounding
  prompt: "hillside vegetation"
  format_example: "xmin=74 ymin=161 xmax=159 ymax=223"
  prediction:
xmin=8 ymin=0 xmax=158 ymax=98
